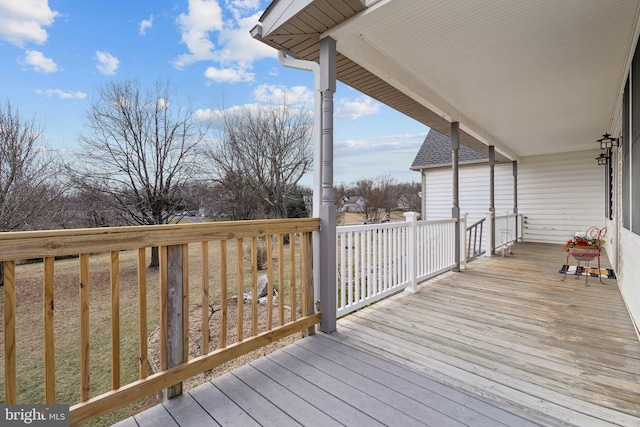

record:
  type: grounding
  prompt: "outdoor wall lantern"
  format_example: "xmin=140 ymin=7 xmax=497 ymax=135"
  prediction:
xmin=598 ymin=133 xmax=619 ymax=150
xmin=596 ymin=151 xmax=609 ymax=165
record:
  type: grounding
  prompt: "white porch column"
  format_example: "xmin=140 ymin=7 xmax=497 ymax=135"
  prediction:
xmin=489 ymin=145 xmax=496 ymax=255
xmin=319 ymin=37 xmax=337 ymax=333
xmin=451 ymin=122 xmax=461 ymax=272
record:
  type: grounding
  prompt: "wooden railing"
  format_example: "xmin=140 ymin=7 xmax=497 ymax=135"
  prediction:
xmin=1 ymin=218 xmax=320 ymax=425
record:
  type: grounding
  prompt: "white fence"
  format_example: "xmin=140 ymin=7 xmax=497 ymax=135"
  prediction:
xmin=336 ymin=214 xmax=456 ymax=317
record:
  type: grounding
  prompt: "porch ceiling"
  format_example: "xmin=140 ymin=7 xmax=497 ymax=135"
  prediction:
xmin=254 ymin=0 xmax=640 ymax=161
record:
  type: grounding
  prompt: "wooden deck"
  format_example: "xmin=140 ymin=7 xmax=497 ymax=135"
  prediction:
xmin=114 ymin=243 xmax=640 ymax=426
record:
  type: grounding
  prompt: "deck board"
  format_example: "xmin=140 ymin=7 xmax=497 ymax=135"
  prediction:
xmin=251 ymin=354 xmax=385 ymax=426
xmin=114 ymin=243 xmax=640 ymax=427
xmin=231 ymin=363 xmax=343 ymax=427
xmin=334 ymin=243 xmax=640 ymax=426
xmin=188 ymin=378 xmax=260 ymax=426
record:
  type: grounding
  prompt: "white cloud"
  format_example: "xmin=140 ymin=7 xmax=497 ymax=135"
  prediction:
xmin=194 ymin=108 xmax=221 ymax=122
xmin=157 ymin=98 xmax=169 ymax=110
xmin=253 ymin=84 xmax=313 ymax=106
xmin=336 ymin=96 xmax=381 ymax=119
xmin=268 ymin=67 xmax=279 ymax=77
xmin=36 ymin=89 xmax=86 ymax=99
xmin=338 ymin=135 xmax=423 ymax=152
xmin=195 ymin=102 xmax=291 ymax=122
xmin=173 ymin=0 xmax=223 ymax=68
xmin=23 ymin=50 xmax=57 ymax=73
xmin=213 ymin=11 xmax=276 ymax=66
xmin=139 ymin=15 xmax=153 ymax=36
xmin=173 ymin=1 xmax=275 ymax=82
xmin=0 ymin=0 xmax=58 ymax=47
xmin=204 ymin=66 xmax=253 ymax=83
xmin=95 ymin=51 xmax=119 ymax=75
xmin=226 ymin=0 xmax=260 ymax=12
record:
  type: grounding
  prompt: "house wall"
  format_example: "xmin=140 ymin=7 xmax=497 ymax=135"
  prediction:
xmin=619 ymin=228 xmax=640 ymax=339
xmin=423 ymin=163 xmax=514 ymax=251
xmin=422 ymin=150 xmax=605 ymax=245
xmin=615 ymin=48 xmax=640 ymax=339
xmin=518 ymin=150 xmax=605 ymax=243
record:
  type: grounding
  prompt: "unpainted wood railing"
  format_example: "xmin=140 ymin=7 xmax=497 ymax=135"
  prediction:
xmin=1 ymin=218 xmax=320 ymax=425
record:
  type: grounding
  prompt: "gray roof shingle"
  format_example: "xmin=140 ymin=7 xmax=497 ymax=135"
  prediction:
xmin=411 ymin=129 xmax=487 ymax=170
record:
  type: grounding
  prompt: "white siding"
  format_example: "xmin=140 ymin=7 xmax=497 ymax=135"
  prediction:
xmin=424 ymin=163 xmax=513 ymax=224
xmin=423 ymin=150 xmax=604 ymax=245
xmin=424 ymin=163 xmax=513 ymax=251
xmin=518 ymin=150 xmax=604 ymax=243
xmin=619 ymin=228 xmax=640 ymax=340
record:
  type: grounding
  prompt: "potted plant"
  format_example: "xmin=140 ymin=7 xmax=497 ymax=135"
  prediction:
xmin=563 ymin=228 xmax=606 ymax=261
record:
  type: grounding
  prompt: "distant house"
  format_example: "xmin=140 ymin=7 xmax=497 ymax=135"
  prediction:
xmin=341 ymin=195 xmax=365 ymax=213
xmin=411 ymin=129 xmax=604 ymax=245
xmin=396 ymin=194 xmax=420 ymax=212
xmin=302 ymin=193 xmax=313 ymax=214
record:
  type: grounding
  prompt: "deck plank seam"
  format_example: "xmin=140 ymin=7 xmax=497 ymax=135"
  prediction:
xmin=343 ymin=310 xmax=640 ymax=414
xmin=337 ymin=318 xmax=633 ymax=426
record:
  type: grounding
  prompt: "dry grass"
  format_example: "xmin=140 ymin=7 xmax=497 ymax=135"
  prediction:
xmin=1 ymin=236 xmax=306 ymax=426
xmin=147 ymin=299 xmax=302 ymax=392
xmin=339 ymin=211 xmax=407 ymax=225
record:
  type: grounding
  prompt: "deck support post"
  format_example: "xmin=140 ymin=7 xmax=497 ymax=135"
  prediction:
xmin=319 ymin=37 xmax=337 ymax=333
xmin=513 ymin=160 xmax=519 ymax=241
xmin=162 ymin=244 xmax=187 ymax=400
xmin=489 ymin=146 xmax=496 ymax=255
xmin=451 ymin=122 xmax=461 ymax=272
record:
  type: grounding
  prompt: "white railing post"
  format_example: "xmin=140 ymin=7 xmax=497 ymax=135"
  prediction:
xmin=485 ymin=212 xmax=494 ymax=257
xmin=404 ymin=212 xmax=418 ymax=293
xmin=519 ymin=214 xmax=525 ymax=242
xmin=460 ymin=213 xmax=468 ymax=269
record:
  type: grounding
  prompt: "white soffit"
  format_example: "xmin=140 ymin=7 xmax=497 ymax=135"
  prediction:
xmin=327 ymin=0 xmax=640 ymax=157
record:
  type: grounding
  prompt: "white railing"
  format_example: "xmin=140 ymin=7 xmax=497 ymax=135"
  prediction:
xmin=415 ymin=218 xmax=458 ymax=281
xmin=487 ymin=212 xmax=523 ymax=256
xmin=336 ymin=214 xmax=456 ymax=317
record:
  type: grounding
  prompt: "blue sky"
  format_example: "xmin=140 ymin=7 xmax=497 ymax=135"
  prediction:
xmin=0 ymin=0 xmax=428 ymax=186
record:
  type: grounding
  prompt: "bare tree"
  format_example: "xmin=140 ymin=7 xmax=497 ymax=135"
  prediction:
xmin=210 ymin=172 xmax=264 ymax=220
xmin=355 ymin=179 xmax=383 ymax=222
xmin=333 ymin=183 xmax=349 ymax=225
xmin=375 ymin=174 xmax=398 ymax=214
xmin=74 ymin=80 xmax=206 ymax=267
xmin=204 ymin=102 xmax=313 ymax=219
xmin=0 ymin=100 xmax=65 ymax=284
xmin=355 ymin=175 xmax=399 ymax=223
xmin=0 ymin=100 xmax=65 ymax=230
xmin=394 ymin=181 xmax=422 ymax=212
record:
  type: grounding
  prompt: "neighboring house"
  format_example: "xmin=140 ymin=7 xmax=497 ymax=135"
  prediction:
xmin=396 ymin=194 xmax=420 ymax=212
xmin=302 ymin=193 xmax=313 ymax=214
xmin=340 ymin=195 xmax=365 ymax=213
xmin=411 ymin=130 xmax=604 ymax=246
